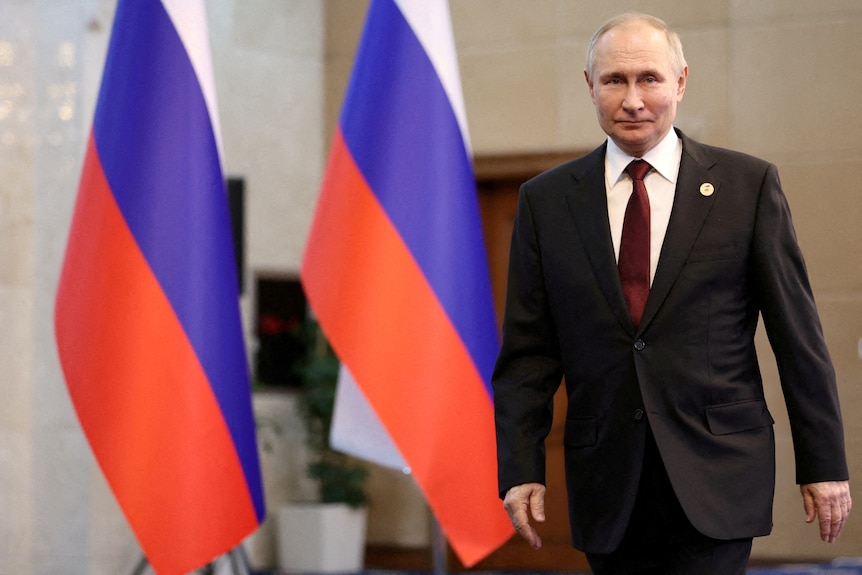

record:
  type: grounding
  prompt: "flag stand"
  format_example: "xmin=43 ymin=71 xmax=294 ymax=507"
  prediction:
xmin=131 ymin=545 xmax=251 ymax=575
xmin=432 ymin=515 xmax=448 ymax=575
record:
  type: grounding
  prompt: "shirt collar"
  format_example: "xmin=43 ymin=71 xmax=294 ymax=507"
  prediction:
xmin=605 ymin=128 xmax=682 ymax=185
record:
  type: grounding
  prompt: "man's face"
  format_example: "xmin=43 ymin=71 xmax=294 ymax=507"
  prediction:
xmin=585 ymin=22 xmax=687 ymax=158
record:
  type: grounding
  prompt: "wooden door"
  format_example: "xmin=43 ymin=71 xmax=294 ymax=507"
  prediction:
xmin=448 ymin=152 xmax=590 ymax=572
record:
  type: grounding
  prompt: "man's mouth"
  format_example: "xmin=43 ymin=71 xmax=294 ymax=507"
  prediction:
xmin=618 ymin=119 xmax=650 ymax=127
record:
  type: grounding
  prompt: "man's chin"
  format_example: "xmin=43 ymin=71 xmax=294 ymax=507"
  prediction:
xmin=616 ymin=124 xmax=650 ymax=136
xmin=611 ymin=133 xmax=651 ymax=155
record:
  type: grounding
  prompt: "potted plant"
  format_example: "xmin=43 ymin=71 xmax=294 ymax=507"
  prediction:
xmin=276 ymin=318 xmax=370 ymax=573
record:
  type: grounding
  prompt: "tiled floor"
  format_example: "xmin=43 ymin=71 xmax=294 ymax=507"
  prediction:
xmin=252 ymin=560 xmax=862 ymax=575
xmin=747 ymin=558 xmax=862 ymax=574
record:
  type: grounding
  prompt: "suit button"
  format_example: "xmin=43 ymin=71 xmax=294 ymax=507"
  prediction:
xmin=634 ymin=339 xmax=645 ymax=351
xmin=634 ymin=409 xmax=644 ymax=421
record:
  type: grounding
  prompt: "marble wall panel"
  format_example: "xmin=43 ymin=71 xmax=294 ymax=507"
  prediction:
xmin=729 ymin=19 xmax=862 ymax=161
xmin=775 ymin=160 xmax=862 ymax=293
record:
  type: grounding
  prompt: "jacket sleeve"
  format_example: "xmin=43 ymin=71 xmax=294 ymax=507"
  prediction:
xmin=492 ymin=183 xmax=564 ymax=498
xmin=751 ymin=163 xmax=849 ymax=484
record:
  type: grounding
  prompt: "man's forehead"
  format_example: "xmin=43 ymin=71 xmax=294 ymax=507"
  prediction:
xmin=593 ymin=27 xmax=675 ymax=73
xmin=601 ymin=20 xmax=665 ymax=44
xmin=599 ymin=25 xmax=665 ymax=51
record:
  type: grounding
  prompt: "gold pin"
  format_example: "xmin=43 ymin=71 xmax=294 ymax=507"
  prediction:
xmin=700 ymin=183 xmax=715 ymax=197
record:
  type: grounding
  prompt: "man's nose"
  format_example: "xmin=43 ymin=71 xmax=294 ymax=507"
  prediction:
xmin=622 ymin=84 xmax=644 ymax=110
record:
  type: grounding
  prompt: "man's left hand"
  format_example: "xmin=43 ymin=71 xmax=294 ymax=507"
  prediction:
xmin=800 ymin=480 xmax=852 ymax=543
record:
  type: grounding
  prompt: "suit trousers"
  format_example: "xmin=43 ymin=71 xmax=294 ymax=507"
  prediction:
xmin=585 ymin=425 xmax=753 ymax=575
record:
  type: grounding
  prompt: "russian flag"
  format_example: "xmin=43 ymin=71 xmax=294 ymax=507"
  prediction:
xmin=54 ymin=1 xmax=264 ymax=573
xmin=301 ymin=0 xmax=514 ymax=566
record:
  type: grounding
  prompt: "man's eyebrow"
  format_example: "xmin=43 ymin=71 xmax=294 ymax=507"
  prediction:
xmin=598 ymin=70 xmax=625 ymax=80
xmin=640 ymin=68 xmax=665 ymax=78
xmin=598 ymin=68 xmax=665 ymax=80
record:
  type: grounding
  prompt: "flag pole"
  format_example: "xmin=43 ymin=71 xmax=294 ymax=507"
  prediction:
xmin=432 ymin=514 xmax=448 ymax=575
xmin=131 ymin=546 xmax=250 ymax=575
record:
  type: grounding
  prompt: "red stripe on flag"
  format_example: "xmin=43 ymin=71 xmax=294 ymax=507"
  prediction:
xmin=302 ymin=132 xmax=513 ymax=566
xmin=55 ymin=135 xmax=258 ymax=574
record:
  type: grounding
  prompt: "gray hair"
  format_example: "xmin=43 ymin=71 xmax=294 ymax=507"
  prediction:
xmin=585 ymin=13 xmax=687 ymax=79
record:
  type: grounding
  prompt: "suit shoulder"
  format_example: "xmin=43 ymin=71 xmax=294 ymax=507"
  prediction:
xmin=685 ymin=138 xmax=775 ymax=174
xmin=522 ymin=145 xmax=604 ymax=191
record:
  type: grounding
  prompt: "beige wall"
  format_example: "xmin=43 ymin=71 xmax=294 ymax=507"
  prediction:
xmin=324 ymin=0 xmax=862 ymax=562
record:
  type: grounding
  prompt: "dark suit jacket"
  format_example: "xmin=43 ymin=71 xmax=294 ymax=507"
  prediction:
xmin=492 ymin=129 xmax=849 ymax=553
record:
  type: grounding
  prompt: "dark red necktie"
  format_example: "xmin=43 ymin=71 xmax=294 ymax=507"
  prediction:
xmin=619 ymin=160 xmax=652 ymax=328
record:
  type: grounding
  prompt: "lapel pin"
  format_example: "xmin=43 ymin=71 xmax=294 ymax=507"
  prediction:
xmin=700 ymin=182 xmax=715 ymax=197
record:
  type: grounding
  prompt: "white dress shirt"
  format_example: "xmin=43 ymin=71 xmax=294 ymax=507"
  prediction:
xmin=605 ymin=128 xmax=682 ymax=285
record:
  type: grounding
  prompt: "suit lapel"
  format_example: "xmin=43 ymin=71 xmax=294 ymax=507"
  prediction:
xmin=564 ymin=145 xmax=635 ymax=332
xmin=640 ymin=135 xmax=719 ymax=330
xmin=562 ymin=134 xmax=720 ymax=334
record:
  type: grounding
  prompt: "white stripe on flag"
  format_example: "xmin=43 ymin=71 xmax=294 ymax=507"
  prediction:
xmin=329 ymin=364 xmax=409 ymax=472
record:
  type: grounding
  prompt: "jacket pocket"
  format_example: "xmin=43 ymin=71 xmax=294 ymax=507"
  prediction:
xmin=705 ymin=399 xmax=774 ymax=435
xmin=564 ymin=416 xmax=597 ymax=447
xmin=687 ymin=243 xmax=742 ymax=263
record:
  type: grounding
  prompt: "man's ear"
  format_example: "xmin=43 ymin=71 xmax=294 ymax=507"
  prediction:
xmin=584 ymin=69 xmax=596 ymax=104
xmin=677 ymin=66 xmax=689 ymax=101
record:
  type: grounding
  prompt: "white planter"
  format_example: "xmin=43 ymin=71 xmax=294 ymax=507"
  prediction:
xmin=277 ymin=503 xmax=368 ymax=573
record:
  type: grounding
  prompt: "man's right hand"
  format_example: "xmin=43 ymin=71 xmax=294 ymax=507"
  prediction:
xmin=503 ymin=482 xmax=547 ymax=550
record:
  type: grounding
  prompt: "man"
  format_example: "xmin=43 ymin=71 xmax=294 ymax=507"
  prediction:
xmin=492 ymin=12 xmax=851 ymax=574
